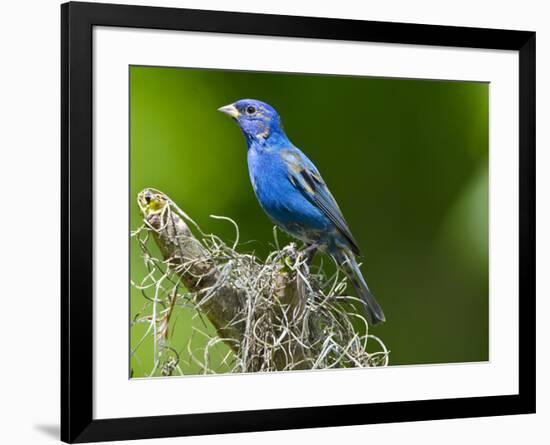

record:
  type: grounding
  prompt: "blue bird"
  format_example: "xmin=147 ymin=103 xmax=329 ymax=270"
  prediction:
xmin=218 ymin=99 xmax=385 ymax=325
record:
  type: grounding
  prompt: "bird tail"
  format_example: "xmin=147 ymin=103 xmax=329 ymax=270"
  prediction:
xmin=333 ymin=249 xmax=386 ymax=326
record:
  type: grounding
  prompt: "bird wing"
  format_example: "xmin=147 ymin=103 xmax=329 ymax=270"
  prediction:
xmin=281 ymin=149 xmax=361 ymax=256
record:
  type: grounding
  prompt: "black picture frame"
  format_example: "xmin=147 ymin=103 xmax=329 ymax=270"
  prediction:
xmin=61 ymin=1 xmax=536 ymax=443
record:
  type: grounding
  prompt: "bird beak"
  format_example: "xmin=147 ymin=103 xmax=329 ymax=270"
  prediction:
xmin=217 ymin=103 xmax=240 ymax=119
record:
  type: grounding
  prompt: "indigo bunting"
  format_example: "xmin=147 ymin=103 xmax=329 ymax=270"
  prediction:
xmin=218 ymin=99 xmax=385 ymax=325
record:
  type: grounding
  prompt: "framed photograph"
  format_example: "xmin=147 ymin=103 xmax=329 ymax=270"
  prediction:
xmin=61 ymin=1 xmax=536 ymax=442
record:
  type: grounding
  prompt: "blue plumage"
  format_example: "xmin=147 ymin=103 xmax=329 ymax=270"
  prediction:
xmin=218 ymin=99 xmax=385 ymax=325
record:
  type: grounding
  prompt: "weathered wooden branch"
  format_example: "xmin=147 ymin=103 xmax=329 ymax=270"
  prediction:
xmin=143 ymin=194 xmax=246 ymax=347
xmin=135 ymin=188 xmax=387 ymax=374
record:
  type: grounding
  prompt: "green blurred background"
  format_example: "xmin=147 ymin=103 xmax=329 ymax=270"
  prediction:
xmin=130 ymin=65 xmax=489 ymax=377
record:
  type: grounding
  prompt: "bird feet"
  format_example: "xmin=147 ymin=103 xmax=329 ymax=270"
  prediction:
xmin=301 ymin=242 xmax=320 ymax=265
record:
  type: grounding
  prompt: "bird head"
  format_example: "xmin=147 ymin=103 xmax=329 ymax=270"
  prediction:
xmin=218 ymin=99 xmax=283 ymax=144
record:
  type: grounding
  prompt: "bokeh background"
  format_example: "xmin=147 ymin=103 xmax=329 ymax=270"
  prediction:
xmin=130 ymin=65 xmax=488 ymax=377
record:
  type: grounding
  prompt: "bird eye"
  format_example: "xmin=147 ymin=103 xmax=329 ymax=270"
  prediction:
xmin=245 ymin=106 xmax=257 ymax=115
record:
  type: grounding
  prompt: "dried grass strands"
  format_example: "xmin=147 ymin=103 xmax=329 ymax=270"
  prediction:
xmin=132 ymin=188 xmax=389 ymax=376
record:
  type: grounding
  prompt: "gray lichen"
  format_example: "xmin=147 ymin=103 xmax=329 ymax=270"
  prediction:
xmin=131 ymin=188 xmax=389 ymax=376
